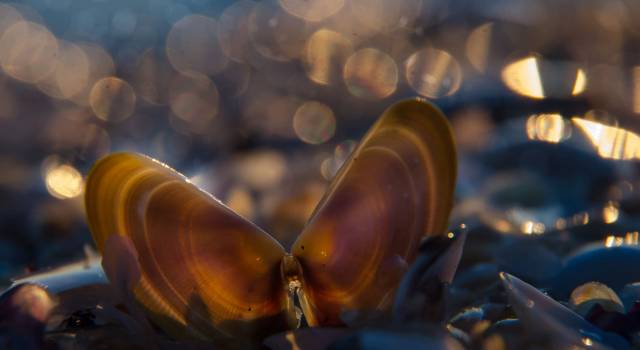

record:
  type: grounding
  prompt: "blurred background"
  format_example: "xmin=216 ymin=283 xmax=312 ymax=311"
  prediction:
xmin=0 ymin=0 xmax=639 ymax=289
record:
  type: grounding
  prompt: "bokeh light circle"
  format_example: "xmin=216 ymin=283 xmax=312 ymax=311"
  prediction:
xmin=89 ymin=77 xmax=136 ymax=122
xmin=166 ymin=15 xmax=228 ymax=75
xmin=69 ymin=43 xmax=115 ymax=106
xmin=37 ymin=41 xmax=90 ymax=100
xmin=293 ymin=101 xmax=336 ymax=144
xmin=343 ymin=48 xmax=398 ymax=99
xmin=350 ymin=0 xmax=422 ymax=33
xmin=45 ymin=164 xmax=84 ymax=199
xmin=0 ymin=21 xmax=58 ymax=83
xmin=218 ymin=0 xmax=256 ymax=63
xmin=248 ymin=1 xmax=309 ymax=62
xmin=169 ymin=72 xmax=220 ymax=125
xmin=303 ymin=28 xmax=353 ymax=86
xmin=132 ymin=48 xmax=174 ymax=105
xmin=405 ymin=48 xmax=463 ymax=98
xmin=279 ymin=0 xmax=344 ymax=22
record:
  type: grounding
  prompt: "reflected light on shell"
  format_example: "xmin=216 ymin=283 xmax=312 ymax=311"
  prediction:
xmin=89 ymin=77 xmax=136 ymax=122
xmin=293 ymin=101 xmax=336 ymax=144
xmin=248 ymin=1 xmax=309 ymax=62
xmin=279 ymin=0 xmax=344 ymax=22
xmin=466 ymin=22 xmax=493 ymax=73
xmin=0 ymin=21 xmax=58 ymax=83
xmin=303 ymin=28 xmax=353 ymax=86
xmin=45 ymin=164 xmax=84 ymax=199
xmin=572 ymin=117 xmax=640 ymax=160
xmin=502 ymin=56 xmax=544 ymax=99
xmin=526 ymin=113 xmax=571 ymax=143
xmin=572 ymin=69 xmax=587 ymax=96
xmin=218 ymin=0 xmax=256 ymax=63
xmin=343 ymin=48 xmax=398 ymax=99
xmin=603 ymin=202 xmax=619 ymax=224
xmin=405 ymin=48 xmax=462 ymax=98
xmin=350 ymin=0 xmax=422 ymax=33
xmin=166 ymin=15 xmax=228 ymax=75
xmin=169 ymin=73 xmax=219 ymax=124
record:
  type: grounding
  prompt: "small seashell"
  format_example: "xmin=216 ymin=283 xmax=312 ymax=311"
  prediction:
xmin=570 ymin=282 xmax=625 ymax=317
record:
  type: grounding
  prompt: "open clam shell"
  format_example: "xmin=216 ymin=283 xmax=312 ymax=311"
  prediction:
xmin=83 ymin=99 xmax=458 ymax=341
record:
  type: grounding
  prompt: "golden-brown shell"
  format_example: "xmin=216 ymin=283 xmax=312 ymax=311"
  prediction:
xmin=84 ymin=153 xmax=293 ymax=342
xmin=291 ymin=99 xmax=457 ymax=325
xmin=84 ymin=98 xmax=457 ymax=340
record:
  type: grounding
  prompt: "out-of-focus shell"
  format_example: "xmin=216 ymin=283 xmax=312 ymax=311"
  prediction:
xmin=551 ymin=246 xmax=640 ymax=300
xmin=500 ymin=272 xmax=629 ymax=349
xmin=291 ymin=99 xmax=457 ymax=326
xmin=84 ymin=153 xmax=293 ymax=342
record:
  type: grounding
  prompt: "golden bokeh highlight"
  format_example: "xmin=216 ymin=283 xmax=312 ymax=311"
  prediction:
xmin=520 ymin=220 xmax=545 ymax=235
xmin=526 ymin=113 xmax=571 ymax=143
xmin=405 ymin=48 xmax=462 ymax=98
xmin=279 ymin=0 xmax=344 ymax=22
xmin=0 ymin=21 xmax=58 ymax=83
xmin=501 ymin=56 xmax=544 ymax=99
xmin=166 ymin=15 xmax=228 ymax=75
xmin=605 ymin=233 xmax=640 ymax=248
xmin=502 ymin=56 xmax=587 ymax=99
xmin=89 ymin=77 xmax=137 ymax=122
xmin=303 ymin=29 xmax=354 ymax=86
xmin=603 ymin=201 xmax=619 ymax=224
xmin=45 ymin=164 xmax=84 ymax=199
xmin=248 ymin=1 xmax=308 ymax=62
xmin=350 ymin=0 xmax=422 ymax=33
xmin=343 ymin=48 xmax=398 ymax=99
xmin=466 ymin=22 xmax=493 ymax=73
xmin=169 ymin=73 xmax=220 ymax=125
xmin=572 ymin=117 xmax=640 ymax=160
xmin=218 ymin=0 xmax=256 ymax=63
xmin=37 ymin=41 xmax=89 ymax=100
xmin=293 ymin=101 xmax=336 ymax=144
xmin=572 ymin=69 xmax=587 ymax=95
